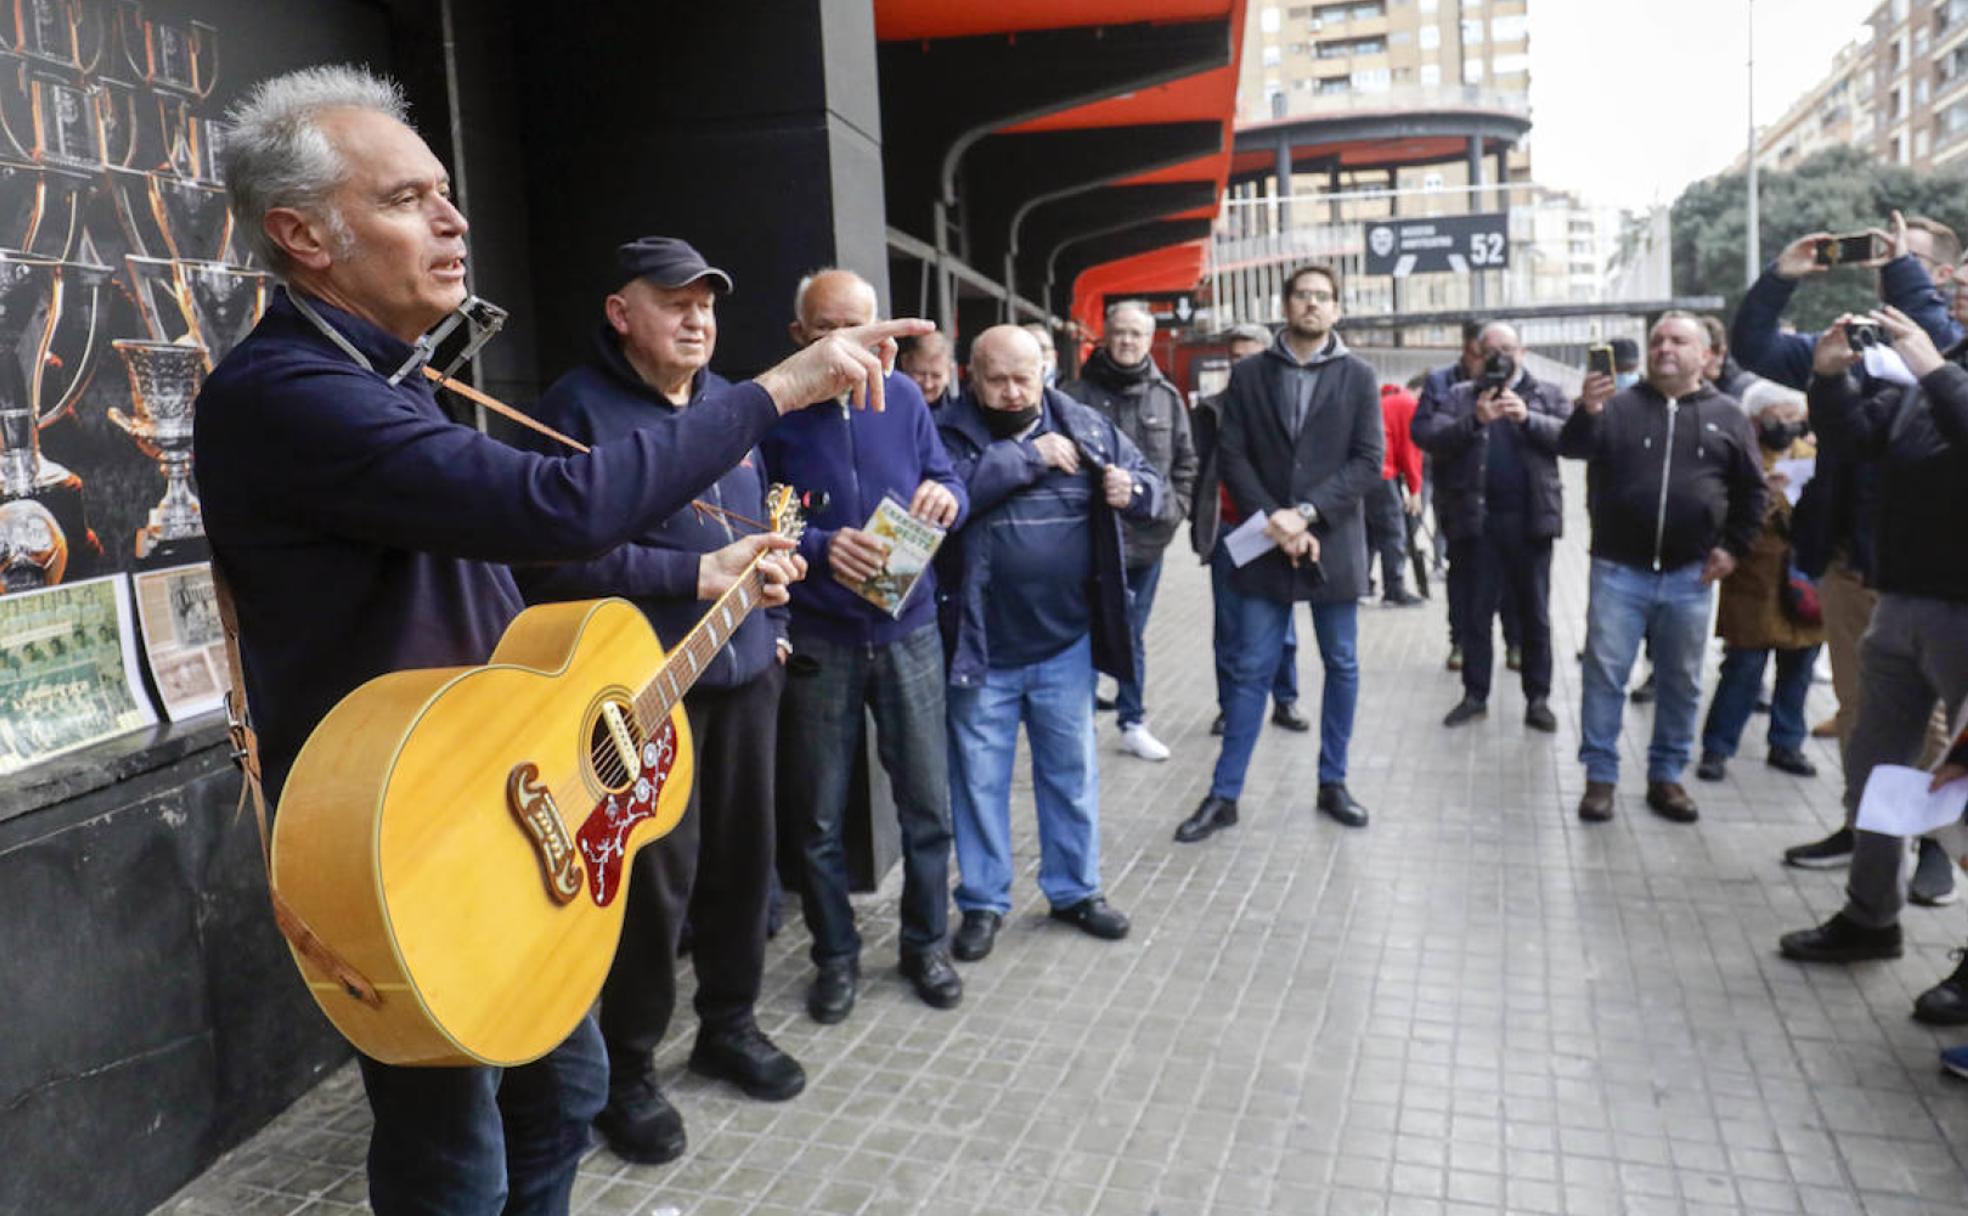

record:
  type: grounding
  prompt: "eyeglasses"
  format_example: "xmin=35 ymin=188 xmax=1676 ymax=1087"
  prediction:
xmin=1289 ymin=289 xmax=1336 ymax=305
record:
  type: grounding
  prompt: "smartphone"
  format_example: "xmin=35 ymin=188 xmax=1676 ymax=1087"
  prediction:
xmin=1815 ymin=232 xmax=1888 ymax=266
xmin=1586 ymin=343 xmax=1616 ymax=379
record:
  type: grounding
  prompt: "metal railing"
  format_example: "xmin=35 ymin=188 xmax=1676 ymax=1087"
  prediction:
xmin=1250 ymin=83 xmax=1532 ymax=125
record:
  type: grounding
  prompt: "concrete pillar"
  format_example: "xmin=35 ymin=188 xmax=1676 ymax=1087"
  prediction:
xmin=1466 ymin=136 xmax=1487 ymax=309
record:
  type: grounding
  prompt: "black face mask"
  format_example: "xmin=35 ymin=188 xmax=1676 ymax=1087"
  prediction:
xmin=1758 ymin=418 xmax=1806 ymax=451
xmin=983 ymin=404 xmax=1041 ymax=440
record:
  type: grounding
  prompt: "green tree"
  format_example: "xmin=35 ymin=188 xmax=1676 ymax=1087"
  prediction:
xmin=1670 ymin=145 xmax=1968 ymax=332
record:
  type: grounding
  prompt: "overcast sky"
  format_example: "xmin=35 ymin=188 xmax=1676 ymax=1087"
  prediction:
xmin=1528 ymin=0 xmax=1880 ymax=211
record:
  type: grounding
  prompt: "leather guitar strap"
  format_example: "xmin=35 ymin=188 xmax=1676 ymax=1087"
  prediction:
xmin=212 ymin=560 xmax=381 ymax=1007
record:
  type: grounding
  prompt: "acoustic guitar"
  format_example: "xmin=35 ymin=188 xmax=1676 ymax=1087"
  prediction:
xmin=268 ymin=486 xmax=804 ymax=1066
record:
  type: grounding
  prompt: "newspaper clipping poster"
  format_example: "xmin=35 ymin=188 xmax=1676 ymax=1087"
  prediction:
xmin=133 ymin=562 xmax=227 ymax=722
xmin=0 ymin=575 xmax=157 ymax=776
xmin=838 ymin=495 xmax=946 ymax=618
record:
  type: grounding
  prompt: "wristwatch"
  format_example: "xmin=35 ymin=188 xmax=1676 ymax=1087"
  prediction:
xmin=1295 ymin=501 xmax=1320 ymax=526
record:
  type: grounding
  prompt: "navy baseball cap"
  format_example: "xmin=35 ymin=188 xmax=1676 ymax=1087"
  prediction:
xmin=615 ymin=236 xmax=734 ymax=293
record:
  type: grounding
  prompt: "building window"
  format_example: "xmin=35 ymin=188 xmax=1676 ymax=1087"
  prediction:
xmin=1490 ymin=14 xmax=1527 ymax=42
xmin=1917 ymin=128 xmax=1932 ymax=158
xmin=1918 ymin=75 xmax=1931 ymax=106
xmin=1419 ymin=24 xmax=1439 ymax=49
xmin=1316 ymin=75 xmax=1351 ymax=94
xmin=1351 ymin=67 xmax=1391 ymax=91
xmin=1317 ymin=35 xmax=1387 ymax=57
xmin=1462 ymin=18 xmax=1484 ymax=44
xmin=1493 ymin=52 xmax=1529 ymax=76
xmin=1464 ymin=58 xmax=1485 ymax=82
xmin=1261 ymin=6 xmax=1282 ymax=33
xmin=1419 ymin=0 xmax=1437 ymax=11
xmin=1420 ymin=63 xmax=1441 ymax=86
xmin=1264 ymin=46 xmax=1282 ymax=67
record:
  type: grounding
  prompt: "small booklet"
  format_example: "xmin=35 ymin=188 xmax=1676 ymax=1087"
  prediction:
xmin=837 ymin=494 xmax=946 ymax=618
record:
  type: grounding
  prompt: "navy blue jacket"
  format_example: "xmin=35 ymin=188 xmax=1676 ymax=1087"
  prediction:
xmin=1731 ymin=255 xmax=1961 ymax=579
xmin=935 ymin=388 xmax=1163 ymax=688
xmin=758 ymin=370 xmax=967 ymax=647
xmin=1410 ymin=371 xmax=1572 ymax=543
xmin=513 ymin=329 xmax=782 ymax=689
xmin=193 ymin=291 xmax=780 ymax=800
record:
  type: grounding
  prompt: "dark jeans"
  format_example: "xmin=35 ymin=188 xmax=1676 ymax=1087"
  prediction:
xmin=1209 ymin=540 xmax=1359 ymax=796
xmin=779 ymin=622 xmax=953 ymax=965
xmin=1362 ymin=478 xmax=1409 ymax=598
xmin=1701 ymin=644 xmax=1820 ymax=759
xmin=1211 ymin=542 xmax=1298 ymax=711
xmin=600 ymin=665 xmax=782 ymax=1075
xmin=357 ymin=1017 xmax=607 ymax=1216
xmin=1115 ymin=558 xmax=1164 ymax=728
xmin=1453 ymin=523 xmax=1552 ymax=701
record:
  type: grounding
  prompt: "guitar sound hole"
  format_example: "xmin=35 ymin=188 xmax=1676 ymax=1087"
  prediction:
xmin=587 ymin=699 xmax=642 ymax=795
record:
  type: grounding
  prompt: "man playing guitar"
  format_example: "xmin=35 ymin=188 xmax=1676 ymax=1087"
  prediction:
xmin=196 ymin=65 xmax=926 ymax=1215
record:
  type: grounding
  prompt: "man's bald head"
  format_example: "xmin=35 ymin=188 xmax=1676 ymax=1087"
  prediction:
xmin=969 ymin=325 xmax=1043 ymax=412
xmin=790 ymin=268 xmax=878 ymax=347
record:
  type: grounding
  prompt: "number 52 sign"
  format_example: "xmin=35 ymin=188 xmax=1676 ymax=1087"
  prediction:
xmin=1362 ymin=213 xmax=1511 ymax=278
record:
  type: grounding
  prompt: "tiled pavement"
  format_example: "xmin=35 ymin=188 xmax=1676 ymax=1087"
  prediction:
xmin=156 ymin=470 xmax=1968 ymax=1216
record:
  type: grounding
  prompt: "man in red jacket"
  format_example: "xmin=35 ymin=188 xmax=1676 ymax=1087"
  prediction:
xmin=1368 ymin=383 xmax=1425 ymax=606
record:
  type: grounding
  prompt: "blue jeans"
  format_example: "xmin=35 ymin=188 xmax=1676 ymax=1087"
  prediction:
xmin=779 ymin=623 xmax=952 ymax=964
xmin=1579 ymin=558 xmax=1712 ymax=784
xmin=1701 ymin=644 xmax=1821 ymax=759
xmin=1114 ymin=558 xmax=1163 ymax=729
xmin=357 ymin=1016 xmax=607 ymax=1216
xmin=948 ymin=633 xmax=1101 ymax=914
xmin=1211 ymin=543 xmax=1298 ymax=710
xmin=1210 ymin=544 xmax=1360 ymax=797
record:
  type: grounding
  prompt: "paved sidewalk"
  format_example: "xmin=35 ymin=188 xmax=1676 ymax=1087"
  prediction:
xmin=156 ymin=481 xmax=1968 ymax=1216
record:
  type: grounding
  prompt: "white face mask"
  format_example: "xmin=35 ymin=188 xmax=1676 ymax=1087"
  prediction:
xmin=1615 ymin=371 xmax=1640 ymax=389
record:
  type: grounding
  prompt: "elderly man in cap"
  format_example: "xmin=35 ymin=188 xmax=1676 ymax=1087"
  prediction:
xmin=517 ymin=236 xmax=804 ymax=1166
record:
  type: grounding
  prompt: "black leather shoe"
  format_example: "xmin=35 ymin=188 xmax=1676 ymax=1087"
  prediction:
xmin=1766 ymin=747 xmax=1817 ymax=777
xmin=1442 ymin=696 xmax=1487 ymax=728
xmin=688 ymin=1022 xmax=805 ymax=1101
xmin=1779 ymin=912 xmax=1903 ymax=963
xmin=1175 ymin=795 xmax=1238 ymax=843
xmin=594 ymin=1071 xmax=687 ymax=1164
xmin=1915 ymin=952 xmax=1968 ymax=1026
xmin=1524 ymin=699 xmax=1557 ymax=733
xmin=1049 ymin=895 xmax=1130 ymax=940
xmin=951 ymin=909 xmax=1002 ymax=961
xmin=806 ymin=958 xmax=857 ymax=1025
xmin=899 ymin=949 xmax=963 ymax=1009
xmin=1271 ymin=702 xmax=1311 ymax=732
xmin=1094 ymin=694 xmax=1116 ymax=711
xmin=1384 ymin=589 xmax=1425 ymax=607
xmin=1578 ymin=781 xmax=1615 ymax=822
xmin=1505 ymin=646 xmax=1523 ymax=672
xmin=1696 ymin=752 xmax=1727 ymax=782
xmin=1629 ymin=673 xmax=1656 ymax=704
xmin=1317 ymin=783 xmax=1369 ymax=828
xmin=1209 ymin=712 xmax=1225 ymax=736
xmin=1783 ymin=826 xmax=1854 ymax=869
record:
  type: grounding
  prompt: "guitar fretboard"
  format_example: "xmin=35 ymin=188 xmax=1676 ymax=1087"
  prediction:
xmin=631 ymin=564 xmax=768 ymax=731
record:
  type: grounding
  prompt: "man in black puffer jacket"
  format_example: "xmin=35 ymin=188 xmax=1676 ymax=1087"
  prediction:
xmin=1063 ymin=300 xmax=1197 ymax=763
xmin=1559 ymin=312 xmax=1765 ymax=826
xmin=1412 ymin=320 xmax=1572 ymax=733
xmin=1778 ymin=308 xmax=1968 ymax=1033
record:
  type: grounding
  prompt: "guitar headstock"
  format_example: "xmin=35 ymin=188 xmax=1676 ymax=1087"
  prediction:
xmin=766 ymin=484 xmax=815 ymax=547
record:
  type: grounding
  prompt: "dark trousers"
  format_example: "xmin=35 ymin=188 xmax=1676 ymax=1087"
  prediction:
xmin=1362 ymin=478 xmax=1410 ymax=599
xmin=779 ymin=622 xmax=953 ymax=965
xmin=600 ymin=665 xmax=782 ymax=1077
xmin=1447 ymin=526 xmax=1524 ymax=650
xmin=1451 ymin=521 xmax=1552 ymax=701
xmin=357 ymin=1017 xmax=607 ymax=1216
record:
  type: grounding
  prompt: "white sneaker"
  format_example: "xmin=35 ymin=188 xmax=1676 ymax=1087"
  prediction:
xmin=1119 ymin=723 xmax=1171 ymax=761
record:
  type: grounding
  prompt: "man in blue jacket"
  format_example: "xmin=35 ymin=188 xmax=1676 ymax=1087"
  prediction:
xmin=1732 ymin=215 xmax=1960 ymax=891
xmin=762 ymin=269 xmax=967 ymax=1026
xmin=515 ymin=237 xmax=810 ymax=1165
xmin=195 ymin=67 xmax=920 ymax=1216
xmin=936 ymin=325 xmax=1163 ymax=963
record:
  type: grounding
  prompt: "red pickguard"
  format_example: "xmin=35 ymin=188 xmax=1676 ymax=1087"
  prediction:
xmin=574 ymin=720 xmax=680 ymax=907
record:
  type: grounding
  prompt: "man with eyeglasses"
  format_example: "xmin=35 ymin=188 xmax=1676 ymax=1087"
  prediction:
xmin=1175 ymin=265 xmax=1384 ymax=843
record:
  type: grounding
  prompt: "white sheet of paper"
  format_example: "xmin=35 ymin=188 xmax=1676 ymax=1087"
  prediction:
xmin=1854 ymin=764 xmax=1968 ymax=837
xmin=1224 ymin=512 xmax=1276 ymax=568
xmin=1862 ymin=345 xmax=1918 ymax=387
xmin=1772 ymin=456 xmax=1815 ymax=506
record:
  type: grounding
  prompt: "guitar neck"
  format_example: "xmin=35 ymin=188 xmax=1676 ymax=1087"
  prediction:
xmin=631 ymin=560 xmax=770 ymax=731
